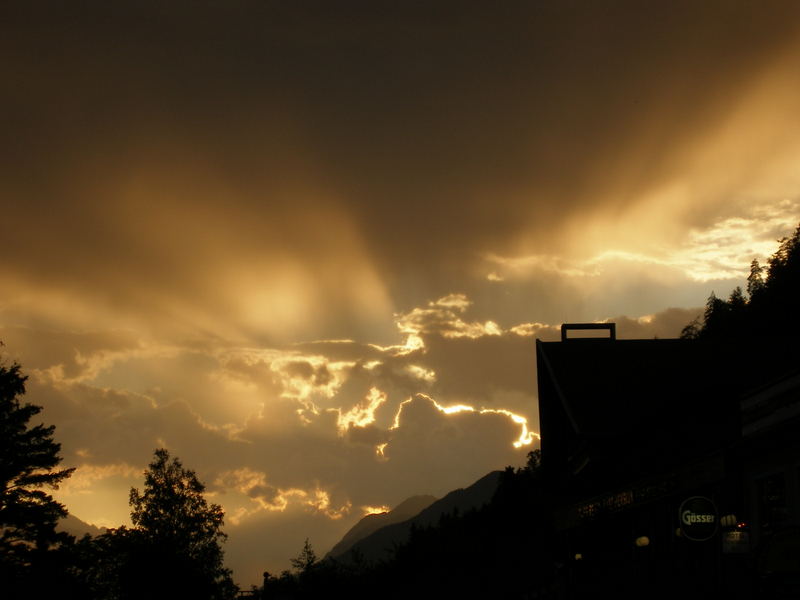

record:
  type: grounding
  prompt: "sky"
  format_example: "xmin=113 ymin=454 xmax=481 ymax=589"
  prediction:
xmin=3 ymin=0 xmax=800 ymax=588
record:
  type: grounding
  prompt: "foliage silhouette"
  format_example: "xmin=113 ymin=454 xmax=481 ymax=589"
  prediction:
xmin=256 ymin=449 xmax=556 ymax=599
xmin=0 ymin=356 xmax=77 ymax=598
xmin=79 ymin=448 xmax=236 ymax=600
xmin=682 ymin=222 xmax=800 ymax=348
xmin=746 ymin=258 xmax=765 ymax=298
xmin=290 ymin=538 xmax=318 ymax=573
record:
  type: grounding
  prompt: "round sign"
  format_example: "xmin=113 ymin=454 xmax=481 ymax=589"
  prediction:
xmin=679 ymin=496 xmax=718 ymax=541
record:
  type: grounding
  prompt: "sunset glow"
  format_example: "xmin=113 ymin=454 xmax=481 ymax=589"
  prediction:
xmin=336 ymin=387 xmax=388 ymax=434
xmin=389 ymin=394 xmax=538 ymax=449
xmin=3 ymin=1 xmax=800 ymax=589
xmin=362 ymin=505 xmax=391 ymax=516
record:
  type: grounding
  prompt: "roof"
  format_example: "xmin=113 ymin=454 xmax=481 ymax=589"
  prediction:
xmin=535 ymin=333 xmax=768 ymax=492
xmin=538 ymin=338 xmax=741 ymax=439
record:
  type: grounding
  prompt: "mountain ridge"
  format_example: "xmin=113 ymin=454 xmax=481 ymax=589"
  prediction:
xmin=325 ymin=495 xmax=437 ymax=560
xmin=328 ymin=470 xmax=502 ymax=563
xmin=57 ymin=513 xmax=107 ymax=538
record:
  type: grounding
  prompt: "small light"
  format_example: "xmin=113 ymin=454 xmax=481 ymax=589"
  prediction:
xmin=737 ymin=522 xmax=748 ymax=529
xmin=635 ymin=536 xmax=650 ymax=547
xmin=574 ymin=553 xmax=583 ymax=561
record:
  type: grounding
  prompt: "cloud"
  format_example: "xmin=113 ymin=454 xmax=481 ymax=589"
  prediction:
xmin=0 ymin=326 xmax=147 ymax=383
xmin=334 ymin=387 xmax=388 ymax=435
xmin=395 ymin=294 xmax=503 ymax=341
xmin=4 ymin=1 xmax=800 ymax=588
xmin=3 ymin=2 xmax=800 ymax=346
xmin=212 ymin=468 xmax=352 ymax=525
xmin=389 ymin=394 xmax=537 ymax=449
xmin=612 ymin=308 xmax=704 ymax=340
xmin=486 ymin=197 xmax=800 ymax=284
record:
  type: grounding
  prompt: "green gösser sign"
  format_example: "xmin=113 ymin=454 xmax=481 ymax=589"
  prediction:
xmin=679 ymin=496 xmax=718 ymax=541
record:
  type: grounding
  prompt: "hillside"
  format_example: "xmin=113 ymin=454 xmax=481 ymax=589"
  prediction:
xmin=326 ymin=495 xmax=437 ymax=560
xmin=57 ymin=513 xmax=106 ymax=538
xmin=337 ymin=470 xmax=502 ymax=564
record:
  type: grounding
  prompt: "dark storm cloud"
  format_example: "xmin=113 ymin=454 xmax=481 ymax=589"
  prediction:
xmin=3 ymin=1 xmax=800 ymax=327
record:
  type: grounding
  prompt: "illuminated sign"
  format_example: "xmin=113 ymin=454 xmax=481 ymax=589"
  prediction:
xmin=679 ymin=496 xmax=718 ymax=541
xmin=722 ymin=530 xmax=750 ymax=554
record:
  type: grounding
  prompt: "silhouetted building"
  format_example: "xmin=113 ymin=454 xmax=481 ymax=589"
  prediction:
xmin=737 ymin=368 xmax=800 ymax=597
xmin=535 ymin=323 xmax=800 ymax=598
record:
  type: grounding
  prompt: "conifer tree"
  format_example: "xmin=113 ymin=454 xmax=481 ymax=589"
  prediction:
xmin=290 ymin=538 xmax=318 ymax=573
xmin=0 ymin=359 xmax=74 ymax=569
xmin=682 ymin=222 xmax=800 ymax=346
xmin=746 ymin=258 xmax=765 ymax=298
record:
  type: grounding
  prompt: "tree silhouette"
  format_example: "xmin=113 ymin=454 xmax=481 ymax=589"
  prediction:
xmin=0 ymin=358 xmax=75 ymax=593
xmin=682 ymin=222 xmax=800 ymax=347
xmin=82 ymin=449 xmax=236 ymax=600
xmin=126 ymin=448 xmax=236 ymax=599
xmin=290 ymin=538 xmax=318 ymax=573
xmin=746 ymin=258 xmax=765 ymax=298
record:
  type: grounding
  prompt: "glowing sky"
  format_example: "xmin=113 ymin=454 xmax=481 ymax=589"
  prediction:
xmin=2 ymin=0 xmax=800 ymax=588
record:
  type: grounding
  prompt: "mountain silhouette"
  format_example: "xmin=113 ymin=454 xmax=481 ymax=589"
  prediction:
xmin=325 ymin=495 xmax=437 ymax=560
xmin=331 ymin=470 xmax=502 ymax=563
xmin=57 ymin=512 xmax=107 ymax=538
